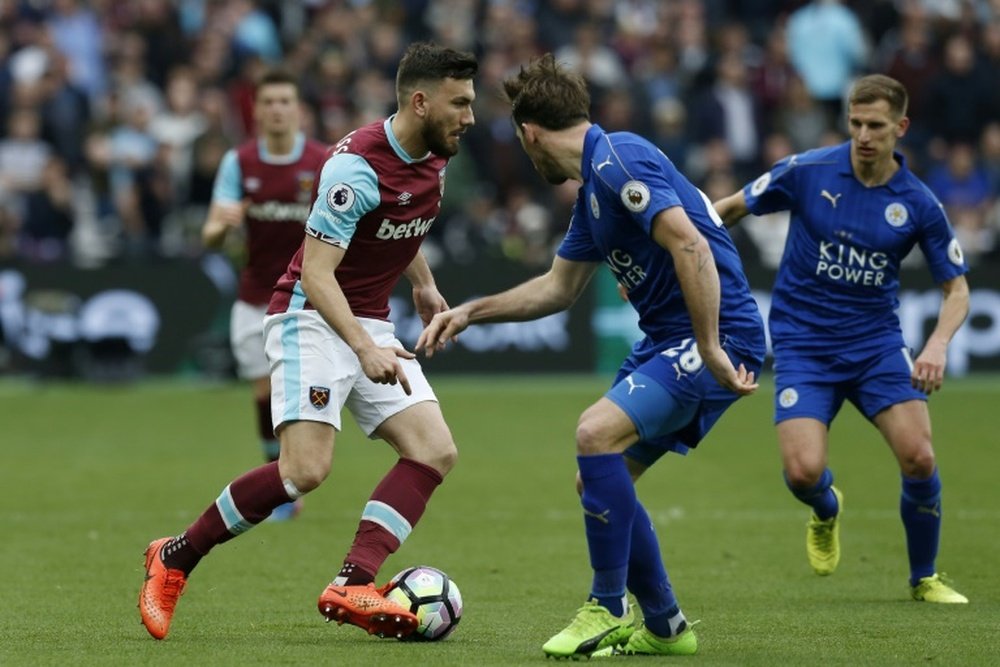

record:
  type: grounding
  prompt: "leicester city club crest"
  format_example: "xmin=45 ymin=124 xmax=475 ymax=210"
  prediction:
xmin=778 ymin=387 xmax=799 ymax=408
xmin=309 ymin=386 xmax=331 ymax=409
xmin=884 ymin=202 xmax=908 ymax=227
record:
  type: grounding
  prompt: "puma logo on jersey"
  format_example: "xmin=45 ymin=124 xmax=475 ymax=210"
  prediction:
xmin=625 ymin=375 xmax=646 ymax=395
xmin=596 ymin=156 xmax=613 ymax=171
xmin=821 ymin=190 xmax=842 ymax=208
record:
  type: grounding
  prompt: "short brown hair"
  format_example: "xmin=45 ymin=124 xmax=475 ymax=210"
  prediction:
xmin=256 ymin=69 xmax=300 ymax=97
xmin=503 ymin=54 xmax=590 ymax=131
xmin=848 ymin=74 xmax=908 ymax=118
xmin=396 ymin=42 xmax=478 ymax=103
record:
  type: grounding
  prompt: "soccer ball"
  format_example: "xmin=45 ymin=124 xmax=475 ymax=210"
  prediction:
xmin=384 ymin=566 xmax=463 ymax=641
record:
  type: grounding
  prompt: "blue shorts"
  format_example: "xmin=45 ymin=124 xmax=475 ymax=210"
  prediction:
xmin=610 ymin=335 xmax=764 ymax=467
xmin=773 ymin=345 xmax=926 ymax=426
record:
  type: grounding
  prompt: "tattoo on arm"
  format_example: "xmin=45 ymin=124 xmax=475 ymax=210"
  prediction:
xmin=681 ymin=238 xmax=709 ymax=272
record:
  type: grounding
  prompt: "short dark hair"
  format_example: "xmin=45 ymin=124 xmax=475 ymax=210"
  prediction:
xmin=848 ymin=74 xmax=908 ymax=118
xmin=503 ymin=54 xmax=590 ymax=131
xmin=396 ymin=42 xmax=478 ymax=102
xmin=255 ymin=68 xmax=300 ymax=97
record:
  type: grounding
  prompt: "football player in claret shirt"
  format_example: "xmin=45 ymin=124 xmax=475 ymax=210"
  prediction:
xmin=419 ymin=54 xmax=764 ymax=659
xmin=714 ymin=74 xmax=970 ymax=603
xmin=201 ymin=69 xmax=327 ymax=521
xmin=140 ymin=43 xmax=478 ymax=641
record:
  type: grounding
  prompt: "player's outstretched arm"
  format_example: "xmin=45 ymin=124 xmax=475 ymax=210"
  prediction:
xmin=416 ymin=257 xmax=599 ymax=357
xmin=652 ymin=206 xmax=757 ymax=395
xmin=301 ymin=235 xmax=414 ymax=394
xmin=712 ymin=190 xmax=750 ymax=229
xmin=912 ymin=275 xmax=969 ymax=395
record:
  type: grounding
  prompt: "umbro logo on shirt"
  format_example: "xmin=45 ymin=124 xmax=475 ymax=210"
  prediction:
xmin=397 ymin=191 xmax=413 ymax=205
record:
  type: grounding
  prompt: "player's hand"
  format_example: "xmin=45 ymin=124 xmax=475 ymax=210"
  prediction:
xmin=703 ymin=346 xmax=758 ymax=396
xmin=912 ymin=343 xmax=946 ymax=395
xmin=218 ymin=200 xmax=250 ymax=228
xmin=357 ymin=345 xmax=415 ymax=395
xmin=412 ymin=285 xmax=449 ymax=327
xmin=616 ymin=282 xmax=629 ymax=302
xmin=416 ymin=307 xmax=470 ymax=358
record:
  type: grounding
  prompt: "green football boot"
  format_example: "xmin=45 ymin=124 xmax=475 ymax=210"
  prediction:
xmin=542 ymin=599 xmax=635 ymax=659
xmin=806 ymin=486 xmax=843 ymax=575
xmin=592 ymin=624 xmax=698 ymax=657
xmin=911 ymin=573 xmax=969 ymax=604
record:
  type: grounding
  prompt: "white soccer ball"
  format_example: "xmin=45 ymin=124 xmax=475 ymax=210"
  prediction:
xmin=385 ymin=565 xmax=463 ymax=641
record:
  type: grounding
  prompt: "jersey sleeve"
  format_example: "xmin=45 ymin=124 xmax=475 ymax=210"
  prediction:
xmin=600 ymin=142 xmax=683 ymax=237
xmin=210 ymin=149 xmax=242 ymax=204
xmin=556 ymin=197 xmax=602 ymax=262
xmin=743 ymin=154 xmax=798 ymax=215
xmin=917 ymin=196 xmax=968 ymax=284
xmin=305 ymin=153 xmax=380 ymax=248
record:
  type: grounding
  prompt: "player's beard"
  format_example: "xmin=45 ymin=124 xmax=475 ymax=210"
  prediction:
xmin=423 ymin=114 xmax=460 ymax=158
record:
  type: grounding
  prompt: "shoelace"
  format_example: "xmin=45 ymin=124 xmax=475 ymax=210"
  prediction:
xmin=812 ymin=521 xmax=835 ymax=551
xmin=159 ymin=571 xmax=186 ymax=610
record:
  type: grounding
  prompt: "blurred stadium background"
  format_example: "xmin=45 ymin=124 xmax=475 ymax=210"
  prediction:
xmin=1 ymin=0 xmax=999 ymax=379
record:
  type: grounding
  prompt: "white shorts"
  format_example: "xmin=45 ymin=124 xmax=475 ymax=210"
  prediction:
xmin=264 ymin=309 xmax=437 ymax=436
xmin=230 ymin=300 xmax=269 ymax=380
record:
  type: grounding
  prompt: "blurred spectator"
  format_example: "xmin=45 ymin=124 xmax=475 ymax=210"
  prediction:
xmin=924 ymin=33 xmax=993 ymax=150
xmin=19 ymin=157 xmax=74 ymax=262
xmin=46 ymin=0 xmax=106 ymax=100
xmin=0 ymin=108 xmax=52 ymax=220
xmin=786 ymin=0 xmax=867 ymax=121
xmin=926 ymin=142 xmax=994 ymax=258
xmin=150 ymin=66 xmax=207 ymax=203
xmin=774 ymin=75 xmax=829 ymax=154
xmin=690 ymin=51 xmax=763 ymax=181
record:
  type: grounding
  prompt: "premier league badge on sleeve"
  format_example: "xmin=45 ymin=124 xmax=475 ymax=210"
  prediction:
xmin=327 ymin=183 xmax=356 ymax=212
xmin=620 ymin=180 xmax=650 ymax=213
xmin=948 ymin=238 xmax=964 ymax=266
xmin=750 ymin=172 xmax=771 ymax=197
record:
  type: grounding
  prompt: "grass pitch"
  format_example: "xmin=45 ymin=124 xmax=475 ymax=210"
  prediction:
xmin=1 ymin=375 xmax=998 ymax=666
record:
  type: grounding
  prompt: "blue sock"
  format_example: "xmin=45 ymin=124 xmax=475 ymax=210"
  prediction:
xmin=626 ymin=502 xmax=686 ymax=638
xmin=785 ymin=468 xmax=839 ymax=520
xmin=578 ymin=453 xmax=636 ymax=617
xmin=901 ymin=469 xmax=942 ymax=586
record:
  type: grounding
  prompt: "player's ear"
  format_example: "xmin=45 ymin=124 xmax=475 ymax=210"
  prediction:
xmin=411 ymin=90 xmax=429 ymax=118
xmin=896 ymin=116 xmax=910 ymax=139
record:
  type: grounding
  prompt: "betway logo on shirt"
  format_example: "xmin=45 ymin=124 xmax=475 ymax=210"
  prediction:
xmin=815 ymin=241 xmax=889 ymax=286
xmin=375 ymin=216 xmax=436 ymax=240
xmin=247 ymin=201 xmax=311 ymax=222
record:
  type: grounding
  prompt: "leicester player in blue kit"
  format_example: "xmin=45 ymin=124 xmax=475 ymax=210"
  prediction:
xmin=714 ymin=74 xmax=970 ymax=603
xmin=418 ymin=55 xmax=765 ymax=658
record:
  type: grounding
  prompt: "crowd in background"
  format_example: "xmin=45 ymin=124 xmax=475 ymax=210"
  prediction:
xmin=1 ymin=0 xmax=999 ymax=271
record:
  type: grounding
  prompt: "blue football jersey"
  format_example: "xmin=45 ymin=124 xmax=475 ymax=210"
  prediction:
xmin=557 ymin=125 xmax=764 ymax=357
xmin=744 ymin=142 xmax=968 ymax=354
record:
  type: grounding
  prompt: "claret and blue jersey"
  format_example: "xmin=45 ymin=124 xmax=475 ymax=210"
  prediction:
xmin=744 ymin=142 xmax=968 ymax=355
xmin=557 ymin=124 xmax=765 ymax=360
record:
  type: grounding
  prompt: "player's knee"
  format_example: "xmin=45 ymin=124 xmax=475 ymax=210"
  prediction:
xmin=783 ymin=463 xmax=822 ymax=489
xmin=898 ymin=444 xmax=936 ymax=479
xmin=575 ymin=417 xmax=611 ymax=456
xmin=411 ymin=439 xmax=458 ymax=476
xmin=285 ymin=461 xmax=330 ymax=493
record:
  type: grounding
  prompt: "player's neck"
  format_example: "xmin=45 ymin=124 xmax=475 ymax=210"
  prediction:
xmin=851 ymin=155 xmax=899 ymax=188
xmin=390 ymin=114 xmax=429 ymax=159
xmin=263 ymin=132 xmax=297 ymax=156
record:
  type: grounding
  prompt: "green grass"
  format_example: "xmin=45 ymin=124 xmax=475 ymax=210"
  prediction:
xmin=1 ymin=375 xmax=998 ymax=666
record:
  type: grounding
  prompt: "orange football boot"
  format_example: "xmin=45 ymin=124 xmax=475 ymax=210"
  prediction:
xmin=139 ymin=537 xmax=188 ymax=640
xmin=317 ymin=582 xmax=418 ymax=639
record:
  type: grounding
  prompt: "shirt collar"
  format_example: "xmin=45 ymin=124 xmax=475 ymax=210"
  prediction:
xmin=838 ymin=140 xmax=909 ymax=193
